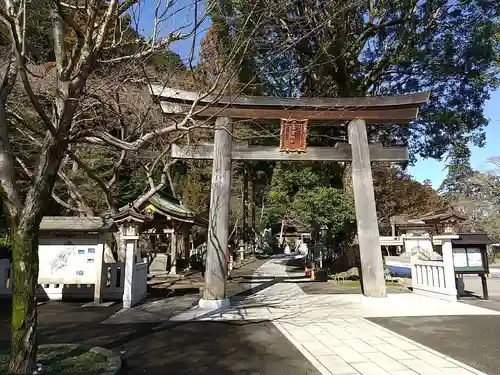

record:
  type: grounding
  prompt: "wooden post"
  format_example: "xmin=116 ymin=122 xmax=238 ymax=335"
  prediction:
xmin=170 ymin=231 xmax=177 ymax=275
xmin=200 ymin=117 xmax=233 ymax=309
xmin=481 ymin=275 xmax=489 ymax=300
xmin=251 ymin=176 xmax=256 ymax=253
xmin=181 ymin=225 xmax=191 ymax=265
xmin=243 ymin=163 xmax=249 ymax=251
xmin=348 ymin=119 xmax=386 ymax=297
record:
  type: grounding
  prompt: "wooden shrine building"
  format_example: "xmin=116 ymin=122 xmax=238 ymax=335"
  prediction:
xmin=150 ymin=86 xmax=430 ymax=306
xmin=139 ymin=193 xmax=207 ymax=274
xmin=114 ymin=193 xmax=207 ymax=275
xmin=391 ymin=207 xmax=466 ymax=237
xmin=140 ymin=192 xmax=207 ymax=231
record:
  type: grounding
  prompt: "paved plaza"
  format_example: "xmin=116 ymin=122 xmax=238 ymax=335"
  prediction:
xmin=105 ymin=255 xmax=500 ymax=375
xmin=2 ymin=255 xmax=500 ymax=374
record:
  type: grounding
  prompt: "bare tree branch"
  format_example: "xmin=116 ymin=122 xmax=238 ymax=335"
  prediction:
xmin=0 ymin=51 xmax=22 ymax=218
xmin=67 ymin=151 xmax=117 ymax=213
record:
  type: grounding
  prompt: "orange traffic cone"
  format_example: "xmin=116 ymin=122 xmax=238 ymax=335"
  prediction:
xmin=311 ymin=269 xmax=316 ymax=280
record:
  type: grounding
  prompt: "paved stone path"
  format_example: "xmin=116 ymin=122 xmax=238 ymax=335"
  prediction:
xmin=245 ymin=258 xmax=499 ymax=375
xmin=108 ymin=255 xmax=499 ymax=375
xmin=101 ymin=255 xmax=500 ymax=374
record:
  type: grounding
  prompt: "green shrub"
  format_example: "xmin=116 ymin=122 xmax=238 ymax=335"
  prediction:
xmin=0 ymin=234 xmax=12 ymax=260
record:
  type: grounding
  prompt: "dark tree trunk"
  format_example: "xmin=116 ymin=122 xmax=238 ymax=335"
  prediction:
xmin=9 ymin=227 xmax=39 ymax=374
xmin=7 ymin=134 xmax=66 ymax=373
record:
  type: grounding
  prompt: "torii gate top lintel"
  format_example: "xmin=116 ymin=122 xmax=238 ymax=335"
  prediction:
xmin=150 ymin=85 xmax=430 ymax=124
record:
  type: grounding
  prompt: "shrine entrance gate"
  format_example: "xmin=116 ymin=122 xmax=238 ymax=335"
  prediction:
xmin=151 ymin=86 xmax=429 ymax=308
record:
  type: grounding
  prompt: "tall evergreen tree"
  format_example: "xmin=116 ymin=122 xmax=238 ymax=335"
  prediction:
xmin=200 ymin=0 xmax=500 ymax=234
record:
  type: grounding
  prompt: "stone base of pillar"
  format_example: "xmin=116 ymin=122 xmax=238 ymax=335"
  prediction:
xmin=198 ymin=298 xmax=230 ymax=310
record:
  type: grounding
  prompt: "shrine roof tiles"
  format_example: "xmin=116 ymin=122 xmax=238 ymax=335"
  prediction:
xmin=148 ymin=193 xmax=195 ymax=221
xmin=390 ymin=207 xmax=466 ymax=226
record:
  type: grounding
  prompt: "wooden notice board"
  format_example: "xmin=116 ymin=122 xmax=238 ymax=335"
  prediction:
xmin=279 ymin=119 xmax=308 ymax=152
xmin=452 ymin=247 xmax=488 ymax=273
xmin=452 ymin=233 xmax=491 ymax=274
xmin=452 ymin=233 xmax=491 ymax=300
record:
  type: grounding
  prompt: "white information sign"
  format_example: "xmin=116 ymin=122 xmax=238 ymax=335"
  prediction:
xmin=38 ymin=237 xmax=102 ymax=284
xmin=453 ymin=248 xmax=468 ymax=268
xmin=466 ymin=248 xmax=483 ymax=268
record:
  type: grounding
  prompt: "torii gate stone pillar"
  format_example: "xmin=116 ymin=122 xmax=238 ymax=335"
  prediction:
xmin=199 ymin=117 xmax=233 ymax=309
xmin=348 ymin=119 xmax=386 ymax=297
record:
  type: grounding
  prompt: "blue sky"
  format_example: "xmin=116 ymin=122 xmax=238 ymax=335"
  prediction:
xmin=408 ymin=89 xmax=500 ymax=188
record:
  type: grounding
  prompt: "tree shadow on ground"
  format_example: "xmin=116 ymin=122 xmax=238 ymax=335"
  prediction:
xmin=0 ymin=256 xmax=325 ymax=375
xmin=112 ymin=320 xmax=320 ymax=375
xmin=229 ymin=272 xmax=310 ymax=301
xmin=1 ymin=301 xmax=320 ymax=375
xmin=147 ymin=286 xmax=201 ymax=301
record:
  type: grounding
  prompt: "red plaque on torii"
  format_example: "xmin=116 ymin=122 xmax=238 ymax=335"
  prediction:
xmin=279 ymin=118 xmax=308 ymax=153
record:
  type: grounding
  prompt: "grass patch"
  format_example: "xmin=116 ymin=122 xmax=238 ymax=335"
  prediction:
xmin=0 ymin=345 xmax=107 ymax=374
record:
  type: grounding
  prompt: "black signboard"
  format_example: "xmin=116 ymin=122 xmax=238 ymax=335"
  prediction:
xmin=452 ymin=233 xmax=491 ymax=300
xmin=452 ymin=233 xmax=490 ymax=275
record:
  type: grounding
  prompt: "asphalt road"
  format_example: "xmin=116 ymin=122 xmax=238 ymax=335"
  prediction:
xmin=369 ymin=315 xmax=500 ymax=375
xmin=455 ymin=275 xmax=500 ymax=312
xmin=0 ymin=258 xmax=321 ymax=375
xmin=118 ymin=320 xmax=321 ymax=375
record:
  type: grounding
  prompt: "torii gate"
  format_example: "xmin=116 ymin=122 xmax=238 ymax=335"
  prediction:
xmin=151 ymin=86 xmax=429 ymax=308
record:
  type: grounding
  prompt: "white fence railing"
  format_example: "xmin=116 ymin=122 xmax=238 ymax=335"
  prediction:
xmin=411 ymin=256 xmax=457 ymax=301
xmin=130 ymin=261 xmax=148 ymax=306
xmin=0 ymin=259 xmax=125 ymax=301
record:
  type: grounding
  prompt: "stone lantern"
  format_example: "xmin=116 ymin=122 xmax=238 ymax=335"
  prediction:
xmin=112 ymin=208 xmax=151 ymax=308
